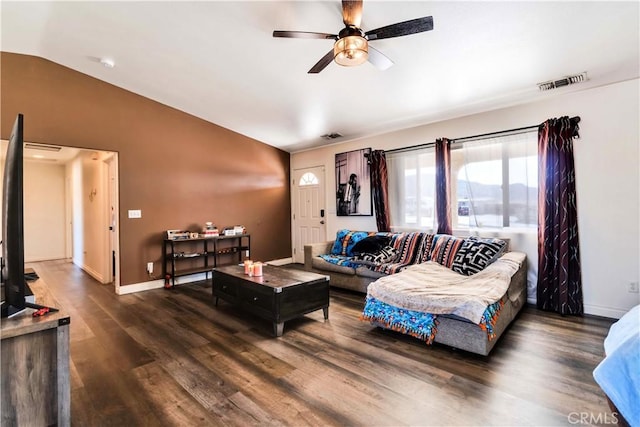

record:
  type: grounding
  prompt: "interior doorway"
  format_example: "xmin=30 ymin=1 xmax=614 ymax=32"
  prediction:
xmin=16 ymin=142 xmax=120 ymax=291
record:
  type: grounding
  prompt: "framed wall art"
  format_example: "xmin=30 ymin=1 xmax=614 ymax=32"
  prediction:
xmin=335 ymin=148 xmax=372 ymax=216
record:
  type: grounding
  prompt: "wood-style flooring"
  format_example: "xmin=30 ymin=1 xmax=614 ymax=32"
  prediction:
xmin=27 ymin=260 xmax=615 ymax=426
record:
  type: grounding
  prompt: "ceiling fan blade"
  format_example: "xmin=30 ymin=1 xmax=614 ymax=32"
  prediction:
xmin=273 ymin=30 xmax=337 ymax=40
xmin=308 ymin=49 xmax=335 ymax=74
xmin=342 ymin=0 xmax=363 ymax=27
xmin=366 ymin=16 xmax=434 ymax=41
xmin=367 ymin=45 xmax=394 ymax=71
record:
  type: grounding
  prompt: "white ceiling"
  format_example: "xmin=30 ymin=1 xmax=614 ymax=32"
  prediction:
xmin=1 ymin=1 xmax=638 ymax=153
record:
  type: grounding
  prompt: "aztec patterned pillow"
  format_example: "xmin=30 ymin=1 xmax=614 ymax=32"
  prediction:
xmin=416 ymin=233 xmax=435 ymax=263
xmin=355 ymin=245 xmax=399 ymax=264
xmin=451 ymin=236 xmax=507 ymax=276
xmin=330 ymin=230 xmax=372 ymax=256
xmin=429 ymin=234 xmax=465 ymax=268
xmin=391 ymin=232 xmax=428 ymax=265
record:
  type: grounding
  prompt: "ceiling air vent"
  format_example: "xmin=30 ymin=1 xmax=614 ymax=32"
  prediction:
xmin=538 ymin=72 xmax=588 ymax=91
xmin=24 ymin=143 xmax=62 ymax=152
xmin=321 ymin=132 xmax=343 ymax=141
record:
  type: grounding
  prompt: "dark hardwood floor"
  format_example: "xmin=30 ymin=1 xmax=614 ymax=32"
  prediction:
xmin=27 ymin=260 xmax=615 ymax=426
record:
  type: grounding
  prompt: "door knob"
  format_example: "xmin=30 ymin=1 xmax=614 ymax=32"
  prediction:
xmin=320 ymin=220 xmax=325 ymax=224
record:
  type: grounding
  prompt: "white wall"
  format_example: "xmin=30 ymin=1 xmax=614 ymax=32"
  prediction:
xmin=23 ymin=162 xmax=67 ymax=261
xmin=70 ymin=153 xmax=110 ymax=283
xmin=291 ymin=79 xmax=640 ymax=318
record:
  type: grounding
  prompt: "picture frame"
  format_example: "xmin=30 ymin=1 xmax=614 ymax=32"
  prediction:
xmin=335 ymin=148 xmax=372 ymax=216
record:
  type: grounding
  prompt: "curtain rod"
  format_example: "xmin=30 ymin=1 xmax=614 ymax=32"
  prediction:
xmin=385 ymin=116 xmax=580 ymax=154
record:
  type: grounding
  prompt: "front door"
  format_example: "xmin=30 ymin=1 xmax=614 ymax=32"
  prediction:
xmin=292 ymin=167 xmax=326 ymax=263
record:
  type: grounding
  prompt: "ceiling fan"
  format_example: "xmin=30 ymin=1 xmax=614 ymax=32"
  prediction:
xmin=273 ymin=0 xmax=434 ymax=74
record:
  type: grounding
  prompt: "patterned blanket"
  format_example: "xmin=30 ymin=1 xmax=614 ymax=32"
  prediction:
xmin=361 ymin=297 xmax=505 ymax=344
xmin=361 ymin=252 xmax=525 ymax=342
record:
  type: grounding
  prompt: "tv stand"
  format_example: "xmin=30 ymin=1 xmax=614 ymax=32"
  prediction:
xmin=0 ymin=282 xmax=55 ymax=318
xmin=1 ymin=276 xmax=70 ymax=426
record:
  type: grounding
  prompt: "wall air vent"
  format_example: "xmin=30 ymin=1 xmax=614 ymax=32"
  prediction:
xmin=24 ymin=143 xmax=62 ymax=152
xmin=538 ymin=72 xmax=588 ymax=91
xmin=321 ymin=132 xmax=343 ymax=141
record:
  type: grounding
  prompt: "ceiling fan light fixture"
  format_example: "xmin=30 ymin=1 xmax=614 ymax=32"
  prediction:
xmin=334 ymin=35 xmax=368 ymax=66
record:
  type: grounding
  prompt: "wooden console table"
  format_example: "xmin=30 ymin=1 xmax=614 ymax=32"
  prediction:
xmin=1 ymin=278 xmax=71 ymax=427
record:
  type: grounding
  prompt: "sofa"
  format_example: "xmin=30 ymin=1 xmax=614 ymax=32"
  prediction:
xmin=304 ymin=230 xmax=528 ymax=355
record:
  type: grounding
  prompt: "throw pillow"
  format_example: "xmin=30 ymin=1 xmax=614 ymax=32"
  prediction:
xmin=416 ymin=233 xmax=435 ymax=263
xmin=392 ymin=232 xmax=428 ymax=265
xmin=357 ymin=245 xmax=399 ymax=264
xmin=429 ymin=234 xmax=465 ymax=268
xmin=330 ymin=230 xmax=372 ymax=256
xmin=352 ymin=235 xmax=392 ymax=255
xmin=451 ymin=237 xmax=507 ymax=276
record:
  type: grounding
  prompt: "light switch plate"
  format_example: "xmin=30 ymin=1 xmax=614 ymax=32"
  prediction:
xmin=128 ymin=209 xmax=142 ymax=218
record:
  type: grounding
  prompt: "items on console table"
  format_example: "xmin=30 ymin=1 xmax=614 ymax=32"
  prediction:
xmin=1 ymin=275 xmax=71 ymax=427
xmin=212 ymin=264 xmax=329 ymax=337
xmin=163 ymin=234 xmax=251 ymax=289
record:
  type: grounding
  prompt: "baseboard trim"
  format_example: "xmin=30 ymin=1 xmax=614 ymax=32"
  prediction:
xmin=117 ymin=279 xmax=164 ymax=295
xmin=117 ymin=262 xmax=296 ymax=295
xmin=584 ymin=304 xmax=629 ymax=320
xmin=526 ymin=298 xmax=627 ymax=320
xmin=117 ymin=273 xmax=210 ymax=295
xmin=267 ymin=257 xmax=293 ymax=266
xmin=81 ymin=264 xmax=105 ymax=284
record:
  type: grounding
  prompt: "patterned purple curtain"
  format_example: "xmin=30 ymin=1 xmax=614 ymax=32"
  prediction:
xmin=537 ymin=116 xmax=583 ymax=315
xmin=369 ymin=150 xmax=391 ymax=231
xmin=435 ymin=138 xmax=452 ymax=234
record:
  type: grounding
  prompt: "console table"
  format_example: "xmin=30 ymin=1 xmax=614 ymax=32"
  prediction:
xmin=1 ymin=278 xmax=70 ymax=427
xmin=163 ymin=234 xmax=251 ymax=288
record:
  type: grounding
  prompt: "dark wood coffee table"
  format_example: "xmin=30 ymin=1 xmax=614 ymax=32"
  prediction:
xmin=212 ymin=265 xmax=330 ymax=336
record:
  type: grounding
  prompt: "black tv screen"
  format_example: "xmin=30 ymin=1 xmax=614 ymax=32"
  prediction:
xmin=1 ymin=113 xmax=27 ymax=317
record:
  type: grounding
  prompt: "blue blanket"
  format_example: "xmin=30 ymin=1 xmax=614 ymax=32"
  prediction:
xmin=593 ymin=305 xmax=640 ymax=426
xmin=361 ymin=296 xmax=504 ymax=344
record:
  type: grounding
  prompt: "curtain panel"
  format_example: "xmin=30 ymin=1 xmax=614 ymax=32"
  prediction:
xmin=435 ymin=138 xmax=452 ymax=234
xmin=369 ymin=150 xmax=391 ymax=231
xmin=537 ymin=116 xmax=583 ymax=315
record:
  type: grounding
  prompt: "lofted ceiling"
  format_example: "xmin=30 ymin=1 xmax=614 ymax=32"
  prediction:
xmin=1 ymin=1 xmax=638 ymax=153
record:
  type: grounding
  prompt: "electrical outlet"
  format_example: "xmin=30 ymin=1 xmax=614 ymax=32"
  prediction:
xmin=147 ymin=262 xmax=154 ymax=274
xmin=629 ymin=281 xmax=639 ymax=293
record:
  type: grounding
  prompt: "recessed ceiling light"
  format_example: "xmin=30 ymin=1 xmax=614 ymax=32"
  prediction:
xmin=100 ymin=58 xmax=115 ymax=68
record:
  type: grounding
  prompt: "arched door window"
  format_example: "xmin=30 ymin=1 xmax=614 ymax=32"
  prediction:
xmin=299 ymin=172 xmax=319 ymax=186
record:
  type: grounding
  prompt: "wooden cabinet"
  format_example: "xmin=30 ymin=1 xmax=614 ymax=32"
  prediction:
xmin=212 ymin=265 xmax=329 ymax=336
xmin=163 ymin=234 xmax=250 ymax=288
xmin=1 ymin=278 xmax=70 ymax=427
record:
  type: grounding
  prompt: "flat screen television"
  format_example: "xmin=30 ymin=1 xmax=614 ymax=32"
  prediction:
xmin=1 ymin=114 xmax=54 ymax=317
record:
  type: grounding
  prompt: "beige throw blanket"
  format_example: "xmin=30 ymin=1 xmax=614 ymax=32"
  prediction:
xmin=366 ymin=252 xmax=526 ymax=324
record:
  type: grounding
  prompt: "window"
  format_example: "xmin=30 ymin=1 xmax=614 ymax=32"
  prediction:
xmin=388 ymin=149 xmax=436 ymax=230
xmin=388 ymin=131 xmax=538 ymax=231
xmin=299 ymin=172 xmax=319 ymax=186
xmin=455 ymin=132 xmax=538 ymax=229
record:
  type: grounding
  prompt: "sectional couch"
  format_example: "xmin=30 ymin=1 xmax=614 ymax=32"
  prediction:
xmin=304 ymin=230 xmax=527 ymax=355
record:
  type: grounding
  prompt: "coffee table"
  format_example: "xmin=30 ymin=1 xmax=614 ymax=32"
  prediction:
xmin=212 ymin=264 xmax=330 ymax=336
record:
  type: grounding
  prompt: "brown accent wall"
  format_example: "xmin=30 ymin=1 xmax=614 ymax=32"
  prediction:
xmin=1 ymin=53 xmax=291 ymax=287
